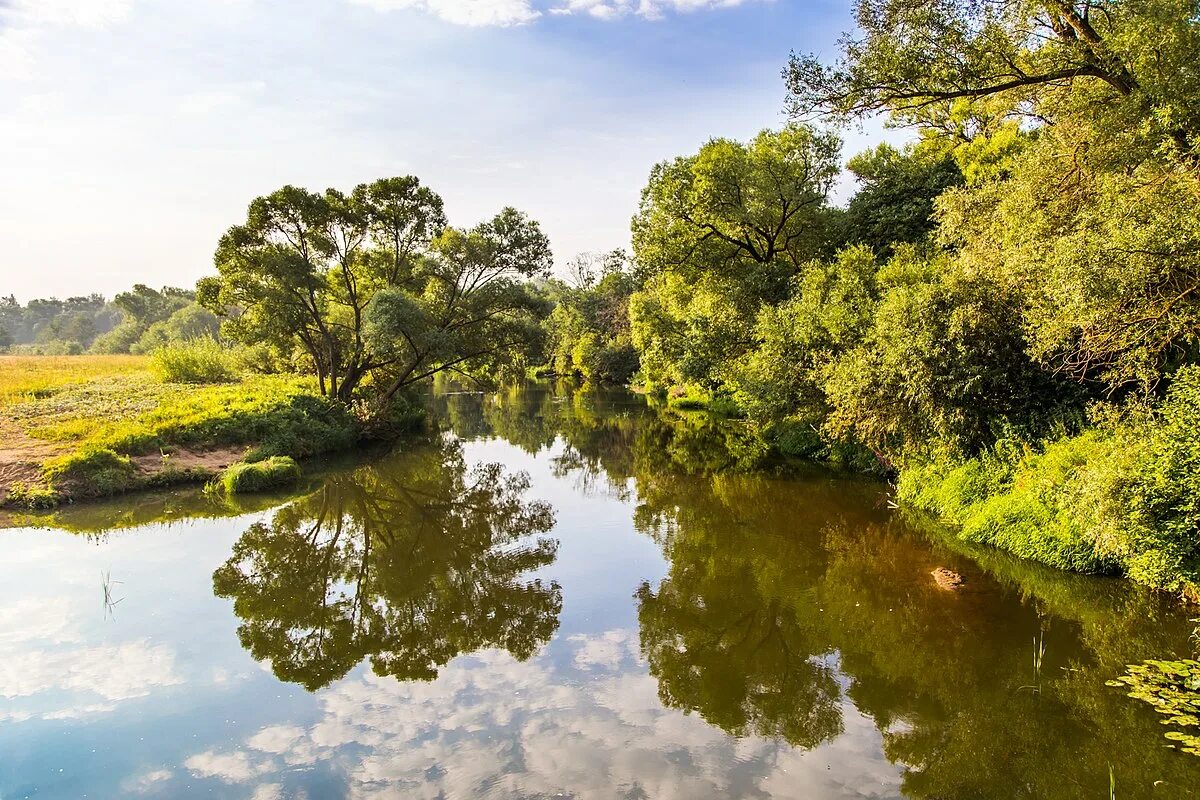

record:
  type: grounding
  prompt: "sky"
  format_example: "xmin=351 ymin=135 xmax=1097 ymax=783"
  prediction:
xmin=0 ymin=0 xmax=902 ymax=302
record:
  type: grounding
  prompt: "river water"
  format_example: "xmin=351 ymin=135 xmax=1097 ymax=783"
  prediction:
xmin=1 ymin=384 xmax=1197 ymax=799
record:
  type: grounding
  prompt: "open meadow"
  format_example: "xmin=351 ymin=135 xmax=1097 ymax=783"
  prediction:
xmin=0 ymin=352 xmax=358 ymax=509
xmin=0 ymin=354 xmax=150 ymax=407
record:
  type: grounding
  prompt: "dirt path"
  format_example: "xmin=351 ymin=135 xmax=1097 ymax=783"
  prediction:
xmin=0 ymin=424 xmax=68 ymax=505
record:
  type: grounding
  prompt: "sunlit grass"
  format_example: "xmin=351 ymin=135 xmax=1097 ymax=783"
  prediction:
xmin=1 ymin=365 xmax=360 ymax=508
xmin=0 ymin=354 xmax=150 ymax=407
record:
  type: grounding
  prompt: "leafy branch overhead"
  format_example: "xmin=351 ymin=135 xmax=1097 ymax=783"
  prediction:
xmin=786 ymin=0 xmax=1200 ymax=160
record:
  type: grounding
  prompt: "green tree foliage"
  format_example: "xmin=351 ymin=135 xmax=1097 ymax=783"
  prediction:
xmin=202 ymin=177 xmax=551 ymax=402
xmin=785 ymin=0 xmax=1200 ymax=161
xmin=91 ymin=285 xmax=195 ymax=354
xmin=542 ymin=249 xmax=640 ymax=384
xmin=788 ymin=0 xmax=1200 ymax=394
xmin=129 ymin=304 xmax=220 ymax=355
xmin=727 ymin=244 xmax=880 ymax=426
xmin=842 ymin=142 xmax=962 ymax=254
xmin=940 ymin=134 xmax=1200 ymax=390
xmin=629 ymin=125 xmax=842 ymax=389
xmin=821 ymin=246 xmax=1078 ymax=459
xmin=212 ymin=438 xmax=560 ymax=690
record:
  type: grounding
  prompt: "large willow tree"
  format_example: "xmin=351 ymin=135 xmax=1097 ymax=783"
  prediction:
xmin=629 ymin=125 xmax=843 ymax=390
xmin=199 ymin=177 xmax=551 ymax=403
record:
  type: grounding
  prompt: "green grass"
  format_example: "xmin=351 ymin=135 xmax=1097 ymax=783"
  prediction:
xmin=213 ymin=456 xmax=301 ymax=494
xmin=0 ymin=354 xmax=150 ymax=406
xmin=2 ymin=363 xmax=361 ymax=509
xmin=24 ymin=374 xmax=356 ymax=458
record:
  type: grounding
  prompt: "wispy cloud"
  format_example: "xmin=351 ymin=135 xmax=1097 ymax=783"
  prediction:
xmin=347 ymin=0 xmax=542 ymax=27
xmin=1 ymin=0 xmax=134 ymax=28
xmin=349 ymin=0 xmax=768 ymax=26
xmin=0 ymin=0 xmax=133 ymax=76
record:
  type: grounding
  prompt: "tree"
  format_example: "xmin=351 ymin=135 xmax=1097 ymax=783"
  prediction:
xmin=842 ymin=143 xmax=963 ymax=254
xmin=129 ymin=304 xmax=221 ymax=354
xmin=820 ymin=246 xmax=1079 ymax=459
xmin=201 ymin=177 xmax=551 ymax=403
xmin=629 ymin=125 xmax=843 ymax=390
xmin=541 ymin=250 xmax=640 ymax=384
xmin=787 ymin=0 xmax=1200 ymax=395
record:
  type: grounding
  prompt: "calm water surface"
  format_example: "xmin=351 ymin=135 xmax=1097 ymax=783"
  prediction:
xmin=1 ymin=384 xmax=1198 ymax=799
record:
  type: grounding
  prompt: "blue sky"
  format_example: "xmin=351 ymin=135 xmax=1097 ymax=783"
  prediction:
xmin=0 ymin=0 xmax=899 ymax=301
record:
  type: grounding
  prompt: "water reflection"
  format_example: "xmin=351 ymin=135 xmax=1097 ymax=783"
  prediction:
xmin=1 ymin=382 xmax=1198 ymax=798
xmin=435 ymin=382 xmax=1200 ymax=796
xmin=212 ymin=437 xmax=561 ymax=690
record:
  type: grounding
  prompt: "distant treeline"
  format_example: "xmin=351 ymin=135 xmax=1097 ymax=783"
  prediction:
xmin=0 ymin=285 xmax=218 ymax=355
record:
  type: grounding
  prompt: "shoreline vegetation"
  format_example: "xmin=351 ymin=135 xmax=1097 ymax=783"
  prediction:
xmin=0 ymin=352 xmax=375 ymax=509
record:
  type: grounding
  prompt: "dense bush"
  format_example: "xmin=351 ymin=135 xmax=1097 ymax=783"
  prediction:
xmin=215 ymin=456 xmax=301 ymax=494
xmin=151 ymin=338 xmax=236 ymax=383
xmin=900 ymin=367 xmax=1200 ymax=595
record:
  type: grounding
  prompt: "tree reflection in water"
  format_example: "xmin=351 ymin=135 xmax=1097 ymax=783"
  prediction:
xmin=436 ymin=382 xmax=1200 ymax=797
xmin=212 ymin=437 xmax=561 ymax=691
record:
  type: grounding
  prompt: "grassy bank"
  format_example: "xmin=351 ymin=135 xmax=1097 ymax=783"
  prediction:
xmin=0 ymin=354 xmax=360 ymax=509
xmin=898 ymin=368 xmax=1200 ymax=601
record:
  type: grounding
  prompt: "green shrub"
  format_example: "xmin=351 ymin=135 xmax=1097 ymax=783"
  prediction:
xmin=4 ymin=481 xmax=60 ymax=509
xmin=151 ymin=339 xmax=236 ymax=384
xmin=215 ymin=456 xmax=301 ymax=494
xmin=900 ymin=371 xmax=1200 ymax=594
xmin=42 ymin=446 xmax=138 ymax=496
xmin=667 ymin=385 xmax=710 ymax=410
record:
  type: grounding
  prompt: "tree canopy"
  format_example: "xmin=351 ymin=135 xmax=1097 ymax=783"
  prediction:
xmin=200 ymin=176 xmax=551 ymax=403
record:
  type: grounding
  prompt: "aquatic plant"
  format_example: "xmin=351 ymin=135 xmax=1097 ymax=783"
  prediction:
xmin=1108 ymin=659 xmax=1200 ymax=756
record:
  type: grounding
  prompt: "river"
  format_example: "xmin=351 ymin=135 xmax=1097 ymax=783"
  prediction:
xmin=0 ymin=383 xmax=1197 ymax=798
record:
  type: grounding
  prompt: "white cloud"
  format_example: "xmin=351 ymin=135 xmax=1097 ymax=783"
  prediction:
xmin=0 ymin=638 xmax=183 ymax=719
xmin=349 ymin=0 xmax=765 ymax=26
xmin=552 ymin=0 xmax=763 ymax=21
xmin=121 ymin=768 xmax=173 ymax=794
xmin=0 ymin=0 xmax=133 ymax=76
xmin=0 ymin=597 xmax=81 ymax=646
xmin=176 ymin=81 xmax=268 ymax=116
xmin=184 ymin=749 xmax=276 ymax=783
xmin=348 ymin=0 xmax=541 ymax=26
xmin=206 ymin=632 xmax=904 ymax=798
xmin=251 ymin=785 xmax=285 ymax=800
xmin=568 ymin=628 xmax=637 ymax=670
xmin=2 ymin=0 xmax=134 ymax=28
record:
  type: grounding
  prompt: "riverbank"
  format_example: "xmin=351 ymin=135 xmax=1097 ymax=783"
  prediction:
xmin=0 ymin=355 xmax=360 ymax=509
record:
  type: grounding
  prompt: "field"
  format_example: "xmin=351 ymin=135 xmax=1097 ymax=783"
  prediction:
xmin=0 ymin=354 xmax=360 ymax=510
xmin=0 ymin=354 xmax=152 ymax=407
